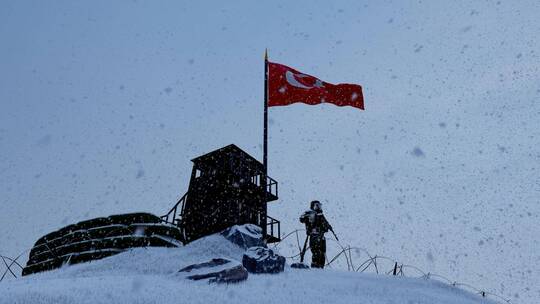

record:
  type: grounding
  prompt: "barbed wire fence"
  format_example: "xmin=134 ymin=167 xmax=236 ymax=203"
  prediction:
xmin=1 ymin=230 xmax=512 ymax=304
xmin=272 ymin=229 xmax=511 ymax=304
xmin=0 ymin=249 xmax=28 ymax=283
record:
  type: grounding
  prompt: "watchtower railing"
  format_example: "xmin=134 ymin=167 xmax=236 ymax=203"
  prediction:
xmin=265 ymin=175 xmax=278 ymax=198
xmin=250 ymin=174 xmax=278 ymax=199
xmin=161 ymin=192 xmax=188 ymax=226
xmin=266 ymin=214 xmax=280 ymax=242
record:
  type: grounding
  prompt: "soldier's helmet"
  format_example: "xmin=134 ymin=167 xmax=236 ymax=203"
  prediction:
xmin=310 ymin=200 xmax=322 ymax=211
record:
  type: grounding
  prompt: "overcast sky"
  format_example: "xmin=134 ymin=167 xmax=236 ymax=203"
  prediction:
xmin=1 ymin=1 xmax=539 ymax=302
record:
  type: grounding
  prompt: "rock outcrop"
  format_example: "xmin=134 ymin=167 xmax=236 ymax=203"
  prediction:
xmin=220 ymin=224 xmax=266 ymax=249
xmin=179 ymin=258 xmax=248 ymax=284
xmin=242 ymin=246 xmax=285 ymax=274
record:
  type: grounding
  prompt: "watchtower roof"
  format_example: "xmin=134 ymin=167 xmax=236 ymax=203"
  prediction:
xmin=191 ymin=144 xmax=264 ymax=173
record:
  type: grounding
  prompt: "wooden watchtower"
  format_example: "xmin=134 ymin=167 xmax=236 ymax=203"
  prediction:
xmin=161 ymin=144 xmax=280 ymax=244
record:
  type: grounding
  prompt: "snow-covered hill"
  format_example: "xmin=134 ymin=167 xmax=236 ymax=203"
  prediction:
xmin=0 ymin=233 xmax=495 ymax=304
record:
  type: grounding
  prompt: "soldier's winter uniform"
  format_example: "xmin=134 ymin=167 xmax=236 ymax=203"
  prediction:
xmin=299 ymin=200 xmax=333 ymax=268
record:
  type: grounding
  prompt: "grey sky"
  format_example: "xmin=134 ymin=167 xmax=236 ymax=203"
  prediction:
xmin=1 ymin=1 xmax=539 ymax=302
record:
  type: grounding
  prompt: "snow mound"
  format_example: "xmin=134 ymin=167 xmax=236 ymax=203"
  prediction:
xmin=0 ymin=232 xmax=496 ymax=304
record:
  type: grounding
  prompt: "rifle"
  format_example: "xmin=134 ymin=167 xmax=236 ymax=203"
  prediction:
xmin=329 ymin=227 xmax=339 ymax=241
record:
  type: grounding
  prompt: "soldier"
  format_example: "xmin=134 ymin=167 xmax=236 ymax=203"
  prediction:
xmin=299 ymin=200 xmax=334 ymax=268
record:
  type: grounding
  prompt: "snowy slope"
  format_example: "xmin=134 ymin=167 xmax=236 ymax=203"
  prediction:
xmin=1 ymin=1 xmax=539 ymax=303
xmin=0 ymin=233 xmax=496 ymax=304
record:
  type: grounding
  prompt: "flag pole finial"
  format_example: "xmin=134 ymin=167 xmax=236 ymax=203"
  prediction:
xmin=265 ymin=48 xmax=268 ymax=61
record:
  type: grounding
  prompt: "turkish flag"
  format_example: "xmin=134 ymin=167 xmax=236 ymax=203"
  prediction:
xmin=268 ymin=61 xmax=364 ymax=110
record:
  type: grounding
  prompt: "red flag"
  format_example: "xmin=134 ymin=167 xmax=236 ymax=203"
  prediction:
xmin=268 ymin=61 xmax=364 ymax=110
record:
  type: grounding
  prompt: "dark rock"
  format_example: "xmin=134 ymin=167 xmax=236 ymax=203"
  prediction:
xmin=179 ymin=258 xmax=248 ymax=284
xmin=221 ymin=224 xmax=266 ymax=249
xmin=290 ymin=262 xmax=310 ymax=269
xmin=242 ymin=246 xmax=285 ymax=274
xmin=188 ymin=265 xmax=248 ymax=284
xmin=179 ymin=258 xmax=231 ymax=272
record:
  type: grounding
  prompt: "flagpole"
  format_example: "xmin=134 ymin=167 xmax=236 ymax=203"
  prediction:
xmin=264 ymin=49 xmax=268 ymax=176
xmin=262 ymin=49 xmax=268 ymax=239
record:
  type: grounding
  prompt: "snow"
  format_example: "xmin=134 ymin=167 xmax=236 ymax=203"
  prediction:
xmin=243 ymin=246 xmax=279 ymax=261
xmin=0 ymin=233 xmax=496 ymax=304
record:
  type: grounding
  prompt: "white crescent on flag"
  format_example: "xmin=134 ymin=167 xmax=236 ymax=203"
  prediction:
xmin=285 ymin=71 xmax=312 ymax=89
